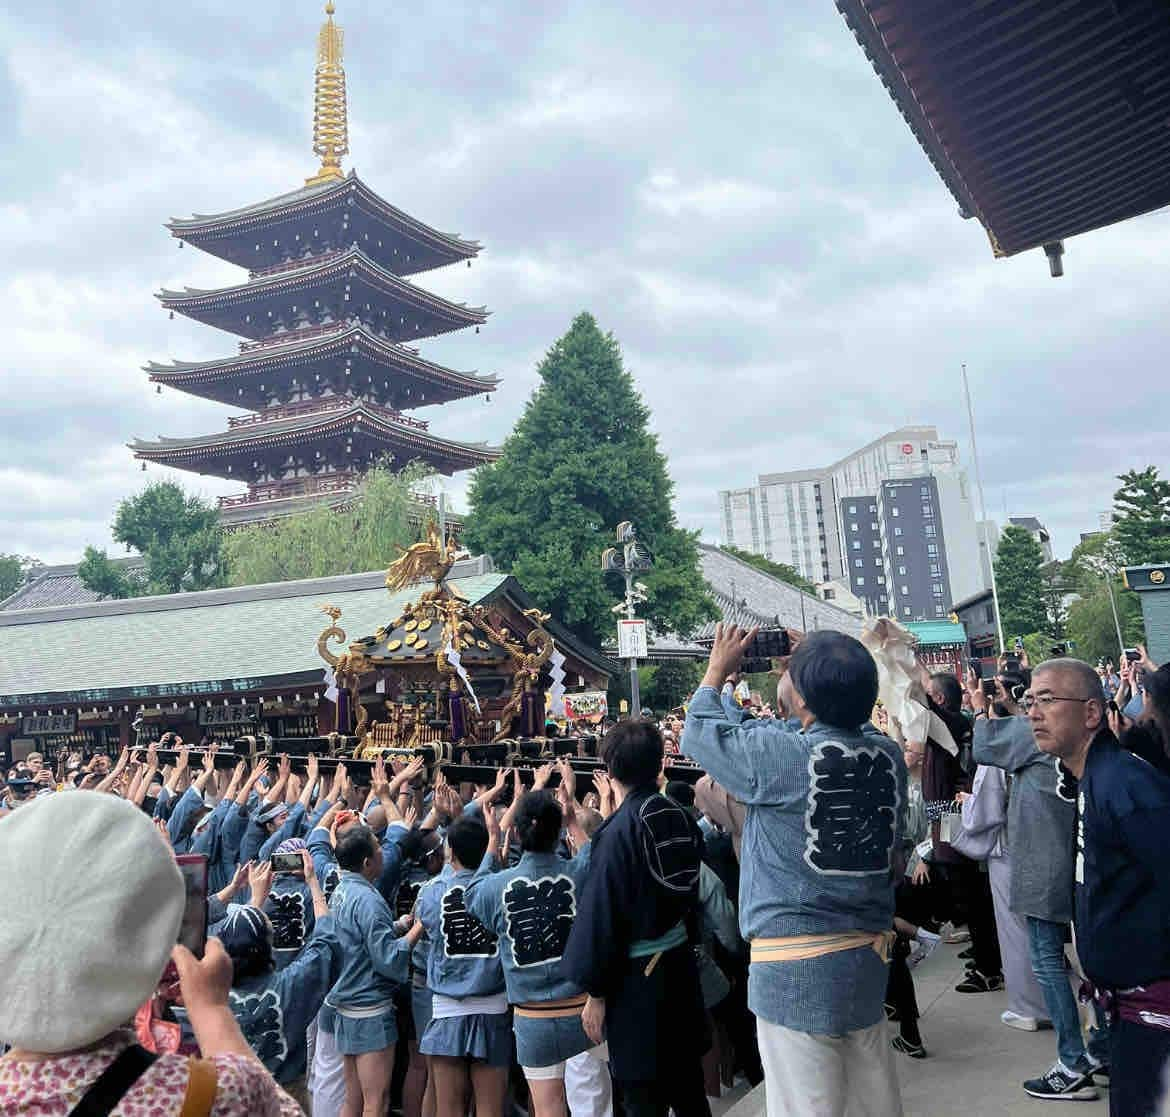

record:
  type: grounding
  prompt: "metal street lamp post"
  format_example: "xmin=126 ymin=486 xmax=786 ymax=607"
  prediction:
xmin=602 ymin=521 xmax=652 ymax=717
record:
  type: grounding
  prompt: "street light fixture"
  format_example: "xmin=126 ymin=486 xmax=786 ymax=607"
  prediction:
xmin=602 ymin=521 xmax=653 ymax=715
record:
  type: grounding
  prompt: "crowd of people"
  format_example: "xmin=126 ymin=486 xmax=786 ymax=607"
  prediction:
xmin=1 ymin=628 xmax=1168 ymax=1117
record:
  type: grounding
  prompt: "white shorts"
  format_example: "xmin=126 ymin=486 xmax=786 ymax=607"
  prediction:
xmin=523 ymin=1041 xmax=609 ymax=1081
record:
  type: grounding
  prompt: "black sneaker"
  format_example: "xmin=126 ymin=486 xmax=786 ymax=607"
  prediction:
xmin=955 ymin=970 xmax=1004 ymax=993
xmin=891 ymin=1035 xmax=927 ymax=1059
xmin=1023 ymin=1062 xmax=1099 ymax=1101
xmin=1087 ymin=1061 xmax=1110 ymax=1087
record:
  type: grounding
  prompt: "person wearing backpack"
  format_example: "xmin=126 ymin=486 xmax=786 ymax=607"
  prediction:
xmin=0 ymin=791 xmax=301 ymax=1117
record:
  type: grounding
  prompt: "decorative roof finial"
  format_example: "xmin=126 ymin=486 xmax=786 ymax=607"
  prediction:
xmin=305 ymin=1 xmax=348 ymax=186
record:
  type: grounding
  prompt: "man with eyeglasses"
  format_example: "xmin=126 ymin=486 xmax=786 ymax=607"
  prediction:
xmin=968 ymin=666 xmax=1105 ymax=1101
xmin=1027 ymin=657 xmax=1170 ymax=1117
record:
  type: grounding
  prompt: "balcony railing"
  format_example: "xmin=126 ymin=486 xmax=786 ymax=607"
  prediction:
xmin=247 ymin=246 xmax=349 ymax=280
xmin=218 ymin=473 xmax=359 ymax=509
xmin=237 ymin=321 xmax=347 ymax=354
xmin=226 ymin=397 xmax=430 ymax=431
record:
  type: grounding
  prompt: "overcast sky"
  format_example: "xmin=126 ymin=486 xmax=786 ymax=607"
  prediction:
xmin=2 ymin=0 xmax=1167 ymax=567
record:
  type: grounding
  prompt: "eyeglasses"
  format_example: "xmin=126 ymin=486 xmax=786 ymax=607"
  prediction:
xmin=1021 ymin=694 xmax=1094 ymax=713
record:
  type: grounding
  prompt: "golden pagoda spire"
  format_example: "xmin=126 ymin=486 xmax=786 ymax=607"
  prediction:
xmin=305 ymin=1 xmax=349 ymax=186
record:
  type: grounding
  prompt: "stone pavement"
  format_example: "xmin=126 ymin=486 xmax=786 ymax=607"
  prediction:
xmin=712 ymin=938 xmax=1109 ymax=1117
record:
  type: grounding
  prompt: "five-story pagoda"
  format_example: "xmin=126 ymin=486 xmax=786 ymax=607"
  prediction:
xmin=132 ymin=2 xmax=499 ymax=527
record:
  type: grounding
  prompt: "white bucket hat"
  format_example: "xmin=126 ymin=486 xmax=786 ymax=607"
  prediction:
xmin=0 ymin=791 xmax=185 ymax=1052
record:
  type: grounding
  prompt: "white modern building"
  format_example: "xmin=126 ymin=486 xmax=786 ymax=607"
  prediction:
xmin=719 ymin=427 xmax=991 ymax=621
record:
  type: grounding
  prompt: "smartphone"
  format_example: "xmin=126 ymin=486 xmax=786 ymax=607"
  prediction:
xmin=1014 ymin=637 xmax=1024 ymax=651
xmin=741 ymin=629 xmax=792 ymax=675
xmin=175 ymin=854 xmax=209 ymax=959
xmin=1125 ymin=648 xmax=1141 ymax=663
xmin=271 ymin=851 xmax=304 ymax=875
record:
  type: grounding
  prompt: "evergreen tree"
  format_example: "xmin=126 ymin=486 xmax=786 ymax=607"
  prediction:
xmin=465 ymin=312 xmax=717 ymax=648
xmin=993 ymin=524 xmax=1047 ymax=641
xmin=1112 ymin=466 xmax=1170 ymax=565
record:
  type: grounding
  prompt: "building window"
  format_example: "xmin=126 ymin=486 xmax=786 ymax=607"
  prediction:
xmin=900 ymin=586 xmax=909 ymax=596
xmin=891 ymin=507 xmax=900 ymax=517
xmin=877 ymin=576 xmax=886 ymax=585
xmin=896 ymin=545 xmax=905 ymax=556
xmin=932 ymin=584 xmax=944 ymax=597
xmin=848 ymin=505 xmax=857 ymax=514
xmin=927 ymin=543 xmax=938 ymax=556
xmin=897 ymin=565 xmax=907 ymax=575
xmin=850 ymin=523 xmax=859 ymax=533
xmin=871 ymin=522 xmax=879 ymax=531
xmin=923 ymin=505 xmax=934 ymax=518
xmin=903 ymin=606 xmax=911 ymax=616
xmin=921 ymin=485 xmax=930 ymax=496
xmin=935 ymin=605 xmax=945 ymax=616
xmin=854 ymin=558 xmax=863 ymax=568
xmin=857 ymin=577 xmax=866 ymax=586
xmin=985 ymin=605 xmax=995 ymax=623
xmin=930 ymin=563 xmax=941 ymax=576
xmin=870 ymin=504 xmax=877 ymax=513
xmin=893 ymin=526 xmax=903 ymax=537
xmin=874 ymin=558 xmax=883 ymax=567
xmin=852 ymin=540 xmax=861 ymax=551
xmin=924 ymin=524 xmax=936 ymax=537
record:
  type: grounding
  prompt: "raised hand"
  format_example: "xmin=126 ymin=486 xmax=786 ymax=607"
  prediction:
xmin=532 ymin=762 xmax=554 ymax=791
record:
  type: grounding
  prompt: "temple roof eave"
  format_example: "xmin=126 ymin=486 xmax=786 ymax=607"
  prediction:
xmin=141 ymin=326 xmax=499 ymax=392
xmin=165 ymin=172 xmax=481 ymax=259
xmin=156 ymin=247 xmax=489 ymax=328
xmin=127 ymin=403 xmax=500 ymax=469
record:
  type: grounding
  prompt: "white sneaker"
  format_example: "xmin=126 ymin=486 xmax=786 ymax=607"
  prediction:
xmin=1001 ymin=1011 xmax=1040 ymax=1031
xmin=910 ymin=929 xmax=941 ymax=968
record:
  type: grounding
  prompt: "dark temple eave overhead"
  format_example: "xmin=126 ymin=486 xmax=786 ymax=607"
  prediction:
xmin=129 ymin=403 xmax=500 ymax=479
xmin=166 ymin=172 xmax=481 ymax=278
xmin=158 ymin=246 xmax=489 ymax=341
xmin=836 ymin=0 xmax=1170 ymax=261
xmin=145 ymin=325 xmax=499 ymax=410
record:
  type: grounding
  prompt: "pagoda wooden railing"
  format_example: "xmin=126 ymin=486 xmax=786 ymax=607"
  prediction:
xmin=227 ymin=397 xmax=430 ymax=431
xmin=238 ymin=321 xmax=347 ymax=354
xmin=248 ymin=246 xmax=349 ymax=280
xmin=218 ymin=473 xmax=360 ymax=508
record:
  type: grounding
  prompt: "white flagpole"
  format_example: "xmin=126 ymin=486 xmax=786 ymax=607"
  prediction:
xmin=962 ymin=362 xmax=1006 ymax=653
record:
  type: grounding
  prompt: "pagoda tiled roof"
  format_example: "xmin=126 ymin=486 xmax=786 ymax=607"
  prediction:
xmin=129 ymin=400 xmax=499 ymax=477
xmin=158 ymin=246 xmax=488 ymax=341
xmin=167 ymin=172 xmax=480 ymax=272
xmin=145 ymin=324 xmax=498 ymax=394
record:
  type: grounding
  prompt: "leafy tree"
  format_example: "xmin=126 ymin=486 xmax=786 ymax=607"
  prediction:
xmin=719 ymin=545 xmax=816 ymax=594
xmin=994 ymin=525 xmax=1047 ymax=642
xmin=0 ymin=554 xmax=43 ymax=601
xmin=77 ymin=547 xmax=143 ymax=599
xmin=464 ymin=312 xmax=717 ymax=647
xmin=1065 ymin=583 xmax=1144 ymax=667
xmin=1038 ymin=559 xmax=1069 ymax=637
xmin=224 ymin=463 xmax=428 ymax=585
xmin=1112 ymin=466 xmax=1170 ymax=565
xmin=78 ymin=481 xmax=222 ymax=598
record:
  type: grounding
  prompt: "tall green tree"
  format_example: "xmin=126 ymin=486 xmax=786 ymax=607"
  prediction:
xmin=994 ymin=524 xmax=1047 ymax=641
xmin=1063 ymin=528 xmax=1144 ymax=663
xmin=1112 ymin=466 xmax=1170 ymax=565
xmin=719 ymin=545 xmax=816 ymax=594
xmin=78 ymin=482 xmax=223 ymax=598
xmin=464 ymin=312 xmax=717 ymax=648
xmin=0 ymin=554 xmax=43 ymax=601
xmin=224 ymin=463 xmax=428 ymax=585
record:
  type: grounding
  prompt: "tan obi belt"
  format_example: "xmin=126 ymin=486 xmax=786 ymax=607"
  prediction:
xmin=751 ymin=930 xmax=896 ymax=965
xmin=513 ymin=994 xmax=589 ymax=1020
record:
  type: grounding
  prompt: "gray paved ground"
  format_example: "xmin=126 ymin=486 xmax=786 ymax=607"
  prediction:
xmin=712 ymin=939 xmax=1109 ymax=1116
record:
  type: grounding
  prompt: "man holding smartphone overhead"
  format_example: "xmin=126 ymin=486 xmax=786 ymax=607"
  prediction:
xmin=683 ymin=624 xmax=906 ymax=1117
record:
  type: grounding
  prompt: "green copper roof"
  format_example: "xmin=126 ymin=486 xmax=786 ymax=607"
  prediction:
xmin=0 ymin=571 xmax=507 ymax=703
xmin=904 ymin=620 xmax=967 ymax=646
